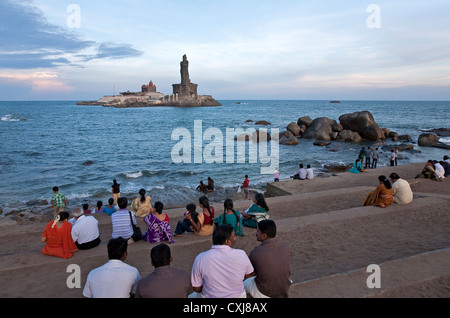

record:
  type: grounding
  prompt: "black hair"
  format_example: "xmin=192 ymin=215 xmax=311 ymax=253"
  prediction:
xmin=254 ymin=193 xmax=269 ymax=212
xmin=223 ymin=198 xmax=239 ymax=224
xmin=154 ymin=201 xmax=164 ymax=214
xmin=389 ymin=173 xmax=400 ymax=180
xmin=150 ymin=243 xmax=171 ymax=268
xmin=108 ymin=198 xmax=114 ymax=205
xmin=82 ymin=203 xmax=89 ymax=210
xmin=186 ymin=203 xmax=199 ymax=223
xmin=212 ymin=224 xmax=234 ymax=245
xmin=107 ymin=238 xmax=128 ymax=260
xmin=378 ymin=175 xmax=392 ymax=189
xmin=53 ymin=186 xmax=59 ymax=192
xmin=118 ymin=197 xmax=128 ymax=209
xmin=199 ymin=196 xmax=213 ymax=225
xmin=258 ymin=219 xmax=277 ymax=238
xmin=58 ymin=211 xmax=70 ymax=221
xmin=96 ymin=201 xmax=103 ymax=208
xmin=139 ymin=188 xmax=146 ymax=203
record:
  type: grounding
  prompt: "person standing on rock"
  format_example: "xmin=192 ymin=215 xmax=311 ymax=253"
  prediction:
xmin=365 ymin=147 xmax=372 ymax=169
xmin=51 ymin=186 xmax=68 ymax=218
xmin=371 ymin=148 xmax=380 ymax=169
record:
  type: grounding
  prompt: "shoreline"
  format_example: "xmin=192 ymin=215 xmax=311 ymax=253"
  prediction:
xmin=0 ymin=161 xmax=449 ymax=298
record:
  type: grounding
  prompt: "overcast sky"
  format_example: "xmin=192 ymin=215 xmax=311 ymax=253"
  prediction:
xmin=1 ymin=0 xmax=449 ymax=101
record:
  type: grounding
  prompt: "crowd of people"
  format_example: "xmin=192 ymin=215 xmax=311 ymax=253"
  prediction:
xmin=415 ymin=156 xmax=449 ymax=181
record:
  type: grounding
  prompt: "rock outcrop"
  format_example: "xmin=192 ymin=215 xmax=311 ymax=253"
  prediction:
xmin=338 ymin=111 xmax=384 ymax=140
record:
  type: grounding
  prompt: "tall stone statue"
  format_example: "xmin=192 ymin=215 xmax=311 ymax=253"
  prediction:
xmin=180 ymin=54 xmax=190 ymax=84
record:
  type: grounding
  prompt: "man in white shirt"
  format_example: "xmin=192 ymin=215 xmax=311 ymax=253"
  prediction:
xmin=83 ymin=238 xmax=141 ymax=298
xmin=189 ymin=224 xmax=254 ymax=298
xmin=71 ymin=208 xmax=101 ymax=250
xmin=389 ymin=173 xmax=413 ymax=205
xmin=292 ymin=164 xmax=307 ymax=180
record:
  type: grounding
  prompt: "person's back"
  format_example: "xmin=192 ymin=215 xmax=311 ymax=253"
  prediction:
xmin=190 ymin=224 xmax=253 ymax=298
xmin=83 ymin=238 xmax=140 ymax=298
xmin=246 ymin=220 xmax=291 ymax=298
xmin=71 ymin=213 xmax=100 ymax=249
xmin=391 ymin=176 xmax=413 ymax=204
xmin=111 ymin=197 xmax=135 ymax=240
xmin=306 ymin=165 xmax=314 ymax=179
xmin=136 ymin=244 xmax=191 ymax=298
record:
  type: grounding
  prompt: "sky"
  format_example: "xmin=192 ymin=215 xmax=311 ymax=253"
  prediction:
xmin=1 ymin=0 xmax=450 ymax=101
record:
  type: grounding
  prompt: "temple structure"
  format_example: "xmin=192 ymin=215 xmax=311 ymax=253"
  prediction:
xmin=78 ymin=55 xmax=221 ymax=107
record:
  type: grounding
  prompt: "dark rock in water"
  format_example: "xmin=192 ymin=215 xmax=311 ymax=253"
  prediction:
xmin=330 ymin=101 xmax=341 ymax=103
xmin=339 ymin=111 xmax=384 ymax=140
xmin=255 ymin=120 xmax=271 ymax=126
xmin=303 ymin=117 xmax=338 ymax=141
xmin=421 ymin=128 xmax=450 ymax=137
xmin=26 ymin=199 xmax=49 ymax=206
xmin=336 ymin=130 xmax=363 ymax=143
xmin=245 ymin=119 xmax=253 ymax=123
xmin=418 ymin=133 xmax=439 ymax=147
xmin=382 ymin=143 xmax=414 ymax=152
xmin=252 ymin=130 xmax=271 ymax=142
xmin=398 ymin=134 xmax=412 ymax=142
xmin=432 ymin=141 xmax=450 ymax=150
xmin=279 ymin=135 xmax=299 ymax=145
xmin=323 ymin=163 xmax=352 ymax=172
xmin=286 ymin=122 xmax=301 ymax=136
xmin=297 ymin=116 xmax=313 ymax=128
xmin=83 ymin=160 xmax=94 ymax=165
xmin=313 ymin=140 xmax=331 ymax=147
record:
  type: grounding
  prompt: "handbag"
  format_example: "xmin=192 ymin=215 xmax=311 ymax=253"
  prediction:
xmin=128 ymin=211 xmax=142 ymax=242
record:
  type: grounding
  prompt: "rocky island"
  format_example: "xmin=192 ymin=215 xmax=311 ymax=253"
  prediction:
xmin=77 ymin=55 xmax=221 ymax=108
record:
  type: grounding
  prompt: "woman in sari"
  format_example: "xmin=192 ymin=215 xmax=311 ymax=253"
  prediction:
xmin=132 ymin=188 xmax=152 ymax=217
xmin=214 ymin=198 xmax=244 ymax=236
xmin=41 ymin=211 xmax=78 ymax=259
xmin=363 ymin=175 xmax=393 ymax=208
xmin=143 ymin=201 xmax=175 ymax=244
xmin=195 ymin=196 xmax=215 ymax=236
xmin=242 ymin=193 xmax=269 ymax=228
xmin=349 ymin=159 xmax=364 ymax=174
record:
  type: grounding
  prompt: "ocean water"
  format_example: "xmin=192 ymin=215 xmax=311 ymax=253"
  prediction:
xmin=0 ymin=100 xmax=449 ymax=213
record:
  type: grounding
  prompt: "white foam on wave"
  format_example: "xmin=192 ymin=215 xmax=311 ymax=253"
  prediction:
xmin=126 ymin=171 xmax=143 ymax=178
xmin=439 ymin=138 xmax=450 ymax=144
xmin=1 ymin=114 xmax=20 ymax=122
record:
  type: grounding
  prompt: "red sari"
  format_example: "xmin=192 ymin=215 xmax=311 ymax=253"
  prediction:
xmin=42 ymin=221 xmax=78 ymax=259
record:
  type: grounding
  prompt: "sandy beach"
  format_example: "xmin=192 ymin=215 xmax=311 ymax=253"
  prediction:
xmin=0 ymin=162 xmax=449 ymax=298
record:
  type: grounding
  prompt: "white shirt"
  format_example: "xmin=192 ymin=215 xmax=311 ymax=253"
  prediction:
xmin=191 ymin=245 xmax=253 ymax=298
xmin=71 ymin=215 xmax=99 ymax=244
xmin=298 ymin=168 xmax=307 ymax=179
xmin=306 ymin=168 xmax=314 ymax=179
xmin=83 ymin=260 xmax=141 ymax=298
xmin=392 ymin=178 xmax=413 ymax=204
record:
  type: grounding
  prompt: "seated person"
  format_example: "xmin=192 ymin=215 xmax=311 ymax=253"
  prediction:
xmin=41 ymin=211 xmax=78 ymax=259
xmin=291 ymin=164 xmax=307 ymax=179
xmin=143 ymin=202 xmax=174 ymax=244
xmin=196 ymin=181 xmax=208 ymax=193
xmin=306 ymin=164 xmax=314 ymax=179
xmin=91 ymin=201 xmax=104 ymax=213
xmin=174 ymin=204 xmax=204 ymax=236
xmin=71 ymin=208 xmax=101 ymax=250
xmin=242 ymin=193 xmax=269 ymax=228
xmin=434 ymin=160 xmax=445 ymax=179
xmin=214 ymin=198 xmax=244 ymax=236
xmin=363 ymin=175 xmax=393 ymax=208
xmin=103 ymin=198 xmax=117 ymax=216
xmin=349 ymin=159 xmax=364 ymax=173
xmin=415 ymin=160 xmax=441 ymax=181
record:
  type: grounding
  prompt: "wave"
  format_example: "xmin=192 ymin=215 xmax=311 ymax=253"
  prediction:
xmin=439 ymin=138 xmax=450 ymax=144
xmin=1 ymin=114 xmax=21 ymax=122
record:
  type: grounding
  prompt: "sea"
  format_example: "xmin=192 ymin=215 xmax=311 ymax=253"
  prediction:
xmin=0 ymin=100 xmax=449 ymax=214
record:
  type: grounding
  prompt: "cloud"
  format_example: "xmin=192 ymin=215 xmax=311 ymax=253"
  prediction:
xmin=0 ymin=0 xmax=142 ymax=69
xmin=0 ymin=71 xmax=74 ymax=92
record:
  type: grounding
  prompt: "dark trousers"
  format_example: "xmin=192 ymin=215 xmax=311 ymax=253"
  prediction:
xmin=365 ymin=157 xmax=371 ymax=168
xmin=76 ymin=237 xmax=101 ymax=250
xmin=175 ymin=219 xmax=193 ymax=235
xmin=372 ymin=159 xmax=378 ymax=169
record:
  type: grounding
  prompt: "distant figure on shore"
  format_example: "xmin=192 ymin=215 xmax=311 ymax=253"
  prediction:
xmin=71 ymin=208 xmax=101 ymax=250
xmin=274 ymin=168 xmax=280 ymax=182
xmin=306 ymin=165 xmax=314 ymax=179
xmin=434 ymin=160 xmax=445 ymax=179
xmin=244 ymin=220 xmax=291 ymax=298
xmin=371 ymin=148 xmax=380 ymax=169
xmin=365 ymin=147 xmax=372 ymax=169
xmin=292 ymin=164 xmax=307 ymax=180
xmin=242 ymin=193 xmax=269 ymax=228
xmin=51 ymin=186 xmax=68 ymax=218
xmin=196 ymin=181 xmax=208 ymax=193
xmin=135 ymin=243 xmax=192 ymax=298
xmin=111 ymin=179 xmax=121 ymax=205
xmin=189 ymin=224 xmax=254 ymax=298
xmin=389 ymin=149 xmax=396 ymax=167
xmin=389 ymin=173 xmax=413 ymax=205
xmin=242 ymin=175 xmax=250 ymax=199
xmin=207 ymin=177 xmax=215 ymax=192
xmin=358 ymin=147 xmax=366 ymax=161
xmin=143 ymin=201 xmax=174 ymax=244
xmin=394 ymin=147 xmax=399 ymax=166
xmin=132 ymin=188 xmax=152 ymax=218
xmin=41 ymin=211 xmax=77 ymax=259
xmin=415 ymin=160 xmax=441 ymax=181
xmin=349 ymin=159 xmax=364 ymax=173
xmin=83 ymin=238 xmax=141 ymax=298
xmin=363 ymin=175 xmax=393 ymax=208
xmin=443 ymin=156 xmax=450 ymax=176
xmin=214 ymin=198 xmax=244 ymax=236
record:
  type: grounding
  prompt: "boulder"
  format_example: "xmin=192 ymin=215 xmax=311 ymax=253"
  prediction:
xmin=303 ymin=117 xmax=338 ymax=141
xmin=339 ymin=111 xmax=384 ymax=140
xmin=323 ymin=163 xmax=352 ymax=172
xmin=336 ymin=130 xmax=363 ymax=143
xmin=421 ymin=128 xmax=450 ymax=137
xmin=418 ymin=133 xmax=439 ymax=147
xmin=313 ymin=141 xmax=331 ymax=147
xmin=398 ymin=134 xmax=412 ymax=142
xmin=279 ymin=135 xmax=299 ymax=145
xmin=432 ymin=141 xmax=450 ymax=150
xmin=279 ymin=130 xmax=294 ymax=139
xmin=297 ymin=116 xmax=313 ymax=128
xmin=255 ymin=120 xmax=271 ymax=126
xmin=252 ymin=130 xmax=271 ymax=143
xmin=286 ymin=122 xmax=301 ymax=136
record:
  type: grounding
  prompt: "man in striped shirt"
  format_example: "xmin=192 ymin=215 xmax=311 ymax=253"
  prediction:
xmin=112 ymin=197 xmax=137 ymax=244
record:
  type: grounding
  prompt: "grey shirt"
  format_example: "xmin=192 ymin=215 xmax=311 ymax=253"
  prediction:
xmin=135 ymin=265 xmax=192 ymax=298
xmin=249 ymin=238 xmax=291 ymax=298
